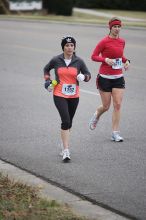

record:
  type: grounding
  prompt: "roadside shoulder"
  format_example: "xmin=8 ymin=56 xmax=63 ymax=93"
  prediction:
xmin=0 ymin=159 xmax=129 ymax=220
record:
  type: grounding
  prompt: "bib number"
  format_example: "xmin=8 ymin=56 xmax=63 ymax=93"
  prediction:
xmin=62 ymin=84 xmax=76 ymax=96
xmin=112 ymin=58 xmax=123 ymax=69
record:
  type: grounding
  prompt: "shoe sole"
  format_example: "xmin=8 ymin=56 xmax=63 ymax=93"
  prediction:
xmin=89 ymin=113 xmax=99 ymax=130
xmin=89 ymin=120 xmax=98 ymax=130
xmin=111 ymin=138 xmax=123 ymax=142
xmin=89 ymin=125 xmax=96 ymax=130
xmin=63 ymin=157 xmax=71 ymax=162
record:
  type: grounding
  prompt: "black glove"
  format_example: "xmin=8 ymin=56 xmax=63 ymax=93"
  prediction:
xmin=44 ymin=80 xmax=51 ymax=89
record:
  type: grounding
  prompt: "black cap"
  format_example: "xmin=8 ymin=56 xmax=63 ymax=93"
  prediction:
xmin=61 ymin=36 xmax=76 ymax=50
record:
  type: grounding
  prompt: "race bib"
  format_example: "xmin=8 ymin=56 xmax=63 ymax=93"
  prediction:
xmin=112 ymin=58 xmax=123 ymax=69
xmin=62 ymin=84 xmax=76 ymax=96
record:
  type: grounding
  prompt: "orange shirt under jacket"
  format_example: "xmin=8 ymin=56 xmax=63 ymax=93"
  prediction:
xmin=44 ymin=53 xmax=91 ymax=98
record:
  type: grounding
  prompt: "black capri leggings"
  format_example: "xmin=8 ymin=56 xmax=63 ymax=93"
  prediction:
xmin=53 ymin=95 xmax=79 ymax=130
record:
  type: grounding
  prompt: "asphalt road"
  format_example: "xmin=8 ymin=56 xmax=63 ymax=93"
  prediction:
xmin=0 ymin=19 xmax=146 ymax=220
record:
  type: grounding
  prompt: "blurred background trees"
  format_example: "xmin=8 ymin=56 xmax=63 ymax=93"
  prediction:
xmin=1 ymin=0 xmax=146 ymax=15
xmin=74 ymin=0 xmax=146 ymax=11
xmin=42 ymin=0 xmax=146 ymax=15
xmin=42 ymin=0 xmax=74 ymax=15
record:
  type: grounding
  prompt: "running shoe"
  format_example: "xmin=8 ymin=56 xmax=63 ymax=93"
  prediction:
xmin=111 ymin=131 xmax=123 ymax=142
xmin=62 ymin=149 xmax=71 ymax=162
xmin=89 ymin=111 xmax=99 ymax=130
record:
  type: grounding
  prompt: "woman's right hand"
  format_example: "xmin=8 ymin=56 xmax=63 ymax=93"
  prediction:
xmin=44 ymin=80 xmax=51 ymax=89
xmin=105 ymin=58 xmax=115 ymax=66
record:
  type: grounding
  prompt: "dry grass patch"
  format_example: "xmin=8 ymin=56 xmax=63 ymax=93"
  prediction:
xmin=0 ymin=173 xmax=88 ymax=220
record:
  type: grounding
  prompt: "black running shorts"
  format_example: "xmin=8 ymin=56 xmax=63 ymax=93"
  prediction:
xmin=97 ymin=75 xmax=125 ymax=92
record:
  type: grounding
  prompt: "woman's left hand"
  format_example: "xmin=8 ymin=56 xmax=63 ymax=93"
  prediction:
xmin=77 ymin=73 xmax=85 ymax=82
xmin=124 ymin=60 xmax=130 ymax=71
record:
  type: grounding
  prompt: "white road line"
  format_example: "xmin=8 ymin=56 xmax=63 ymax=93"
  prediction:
xmin=80 ymin=89 xmax=99 ymax=96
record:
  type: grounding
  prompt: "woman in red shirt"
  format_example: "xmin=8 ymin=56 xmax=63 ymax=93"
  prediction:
xmin=89 ymin=17 xmax=130 ymax=142
xmin=44 ymin=36 xmax=91 ymax=161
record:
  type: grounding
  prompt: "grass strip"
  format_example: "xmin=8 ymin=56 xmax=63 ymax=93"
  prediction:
xmin=0 ymin=9 xmax=146 ymax=28
xmin=0 ymin=172 xmax=88 ymax=220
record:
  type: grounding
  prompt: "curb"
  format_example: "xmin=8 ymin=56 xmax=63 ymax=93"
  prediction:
xmin=0 ymin=159 xmax=130 ymax=220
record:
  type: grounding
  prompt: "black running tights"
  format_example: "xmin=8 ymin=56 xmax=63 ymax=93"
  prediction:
xmin=53 ymin=95 xmax=79 ymax=130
